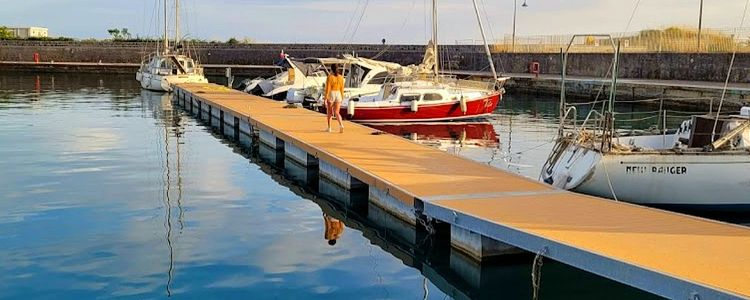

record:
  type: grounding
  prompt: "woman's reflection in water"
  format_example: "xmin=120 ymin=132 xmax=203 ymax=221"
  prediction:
xmin=323 ymin=213 xmax=344 ymax=246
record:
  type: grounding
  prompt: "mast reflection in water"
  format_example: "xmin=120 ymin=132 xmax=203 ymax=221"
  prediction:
xmin=144 ymin=90 xmax=187 ymax=297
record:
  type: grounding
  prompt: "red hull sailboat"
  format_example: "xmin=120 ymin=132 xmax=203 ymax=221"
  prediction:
xmin=332 ymin=0 xmax=508 ymax=123
xmin=341 ymin=89 xmax=501 ymax=123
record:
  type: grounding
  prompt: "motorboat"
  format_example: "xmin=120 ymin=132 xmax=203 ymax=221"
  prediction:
xmin=240 ymin=55 xmax=329 ymax=100
xmin=136 ymin=0 xmax=207 ymax=92
xmin=338 ymin=0 xmax=509 ymax=123
xmin=287 ymin=55 xmax=414 ymax=105
xmin=541 ymin=35 xmax=750 ymax=210
xmin=238 ymin=53 xmax=412 ymax=103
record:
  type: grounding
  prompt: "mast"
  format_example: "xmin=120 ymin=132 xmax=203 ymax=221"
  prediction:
xmin=608 ymin=42 xmax=620 ymax=114
xmin=175 ymin=0 xmax=180 ymax=45
xmin=431 ymin=0 xmax=439 ymax=79
xmin=471 ymin=0 xmax=498 ymax=81
xmin=163 ymin=0 xmax=169 ymax=54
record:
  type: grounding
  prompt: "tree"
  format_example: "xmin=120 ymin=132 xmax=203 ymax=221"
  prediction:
xmin=107 ymin=28 xmax=133 ymax=40
xmin=120 ymin=28 xmax=132 ymax=40
xmin=0 ymin=27 xmax=14 ymax=40
xmin=227 ymin=37 xmax=239 ymax=45
xmin=107 ymin=28 xmax=121 ymax=39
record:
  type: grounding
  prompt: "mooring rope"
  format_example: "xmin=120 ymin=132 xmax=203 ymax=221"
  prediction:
xmin=531 ymin=247 xmax=548 ymax=300
xmin=602 ymin=158 xmax=619 ymax=201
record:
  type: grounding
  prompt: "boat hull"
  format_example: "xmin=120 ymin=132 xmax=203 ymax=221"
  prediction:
xmin=339 ymin=93 xmax=501 ymax=123
xmin=138 ymin=72 xmax=208 ymax=92
xmin=542 ymin=143 xmax=750 ymax=208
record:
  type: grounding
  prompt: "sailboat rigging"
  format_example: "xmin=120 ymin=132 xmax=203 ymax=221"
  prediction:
xmin=540 ymin=35 xmax=750 ymax=209
xmin=136 ymin=0 xmax=208 ymax=92
xmin=337 ymin=0 xmax=510 ymax=123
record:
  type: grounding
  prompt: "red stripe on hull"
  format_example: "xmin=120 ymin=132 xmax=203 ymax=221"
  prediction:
xmin=339 ymin=92 xmax=501 ymax=122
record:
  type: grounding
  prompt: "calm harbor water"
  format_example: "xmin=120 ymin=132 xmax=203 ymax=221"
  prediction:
xmin=0 ymin=72 xmax=677 ymax=299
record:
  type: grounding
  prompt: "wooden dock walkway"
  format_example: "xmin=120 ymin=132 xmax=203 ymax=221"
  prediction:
xmin=173 ymin=83 xmax=750 ymax=300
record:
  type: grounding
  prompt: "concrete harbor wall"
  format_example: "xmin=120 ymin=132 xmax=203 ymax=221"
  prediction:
xmin=507 ymin=76 xmax=750 ymax=109
xmin=4 ymin=41 xmax=749 ymax=108
xmin=3 ymin=40 xmax=750 ymax=82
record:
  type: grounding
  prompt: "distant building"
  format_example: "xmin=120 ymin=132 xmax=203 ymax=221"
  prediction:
xmin=5 ymin=27 xmax=49 ymax=39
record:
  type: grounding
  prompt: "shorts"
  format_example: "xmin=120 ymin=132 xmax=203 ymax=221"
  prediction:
xmin=328 ymin=91 xmax=343 ymax=103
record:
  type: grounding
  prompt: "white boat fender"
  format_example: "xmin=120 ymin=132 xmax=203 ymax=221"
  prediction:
xmin=347 ymin=100 xmax=356 ymax=116
xmin=411 ymin=100 xmax=419 ymax=112
xmin=741 ymin=106 xmax=750 ymax=117
xmin=460 ymin=96 xmax=468 ymax=114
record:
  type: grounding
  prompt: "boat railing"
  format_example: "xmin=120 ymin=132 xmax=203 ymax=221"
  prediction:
xmin=454 ymin=78 xmax=497 ymax=91
xmin=383 ymin=74 xmax=497 ymax=92
xmin=580 ymin=109 xmax=601 ymax=128
xmin=559 ymin=106 xmax=579 ymax=135
xmin=562 ymin=96 xmax=725 ymax=136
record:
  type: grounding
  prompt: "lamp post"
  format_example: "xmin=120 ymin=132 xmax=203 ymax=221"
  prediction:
xmin=512 ymin=0 xmax=528 ymax=52
xmin=698 ymin=0 xmax=703 ymax=51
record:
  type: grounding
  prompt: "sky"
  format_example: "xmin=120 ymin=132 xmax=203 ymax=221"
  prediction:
xmin=1 ymin=0 xmax=749 ymax=43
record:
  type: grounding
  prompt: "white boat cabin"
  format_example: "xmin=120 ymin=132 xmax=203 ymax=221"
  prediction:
xmin=615 ymin=113 xmax=750 ymax=152
xmin=141 ymin=54 xmax=202 ymax=76
xmin=351 ymin=80 xmax=492 ymax=107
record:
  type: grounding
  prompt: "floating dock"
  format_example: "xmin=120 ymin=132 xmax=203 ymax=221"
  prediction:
xmin=173 ymin=83 xmax=750 ymax=300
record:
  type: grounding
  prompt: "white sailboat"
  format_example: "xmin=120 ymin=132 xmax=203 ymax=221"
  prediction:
xmin=541 ymin=35 xmax=750 ymax=209
xmin=136 ymin=0 xmax=207 ymax=92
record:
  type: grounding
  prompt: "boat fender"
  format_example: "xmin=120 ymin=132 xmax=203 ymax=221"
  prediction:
xmin=460 ymin=96 xmax=467 ymax=114
xmin=411 ymin=100 xmax=419 ymax=112
xmin=347 ymin=100 xmax=356 ymax=117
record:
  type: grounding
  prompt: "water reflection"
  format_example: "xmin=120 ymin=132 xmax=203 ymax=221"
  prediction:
xmin=323 ymin=214 xmax=344 ymax=246
xmin=369 ymin=122 xmax=500 ymax=151
xmin=0 ymin=72 xmax=140 ymax=93
xmin=0 ymin=72 xmax=666 ymax=299
xmin=242 ymin=118 xmax=661 ymax=299
xmin=142 ymin=90 xmax=188 ymax=297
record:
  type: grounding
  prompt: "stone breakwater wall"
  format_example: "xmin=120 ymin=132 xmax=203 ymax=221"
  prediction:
xmin=2 ymin=41 xmax=750 ymax=82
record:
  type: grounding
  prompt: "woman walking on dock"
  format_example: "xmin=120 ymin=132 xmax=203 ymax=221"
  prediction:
xmin=325 ymin=64 xmax=345 ymax=133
